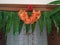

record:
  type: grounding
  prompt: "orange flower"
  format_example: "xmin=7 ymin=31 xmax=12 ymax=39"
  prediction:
xmin=18 ymin=9 xmax=41 ymax=24
xmin=25 ymin=18 xmax=31 ymax=24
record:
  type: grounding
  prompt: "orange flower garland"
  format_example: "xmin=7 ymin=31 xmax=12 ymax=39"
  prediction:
xmin=18 ymin=9 xmax=41 ymax=24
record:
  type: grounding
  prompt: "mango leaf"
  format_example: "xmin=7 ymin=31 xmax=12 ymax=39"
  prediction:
xmin=6 ymin=11 xmax=13 ymax=35
xmin=46 ymin=18 xmax=52 ymax=34
xmin=52 ymin=17 xmax=59 ymax=33
xmin=38 ymin=12 xmax=44 ymax=33
xmin=0 ymin=11 xmax=3 ymax=29
xmin=25 ymin=24 xmax=30 ymax=33
xmin=48 ymin=6 xmax=60 ymax=17
xmin=45 ymin=1 xmax=60 ymax=18
xmin=52 ymin=11 xmax=60 ymax=23
xmin=12 ymin=12 xmax=19 ymax=35
xmin=0 ymin=11 xmax=2 ymax=20
xmin=31 ymin=22 xmax=36 ymax=33
xmin=1 ymin=11 xmax=9 ymax=32
xmin=49 ymin=1 xmax=60 ymax=4
xmin=2 ymin=11 xmax=7 ymax=22
xmin=44 ymin=6 xmax=60 ymax=18
xmin=19 ymin=20 xmax=24 ymax=34
xmin=49 ymin=1 xmax=60 ymax=33
xmin=44 ymin=12 xmax=52 ymax=34
xmin=48 ymin=0 xmax=60 ymax=17
xmin=0 ymin=11 xmax=6 ymax=30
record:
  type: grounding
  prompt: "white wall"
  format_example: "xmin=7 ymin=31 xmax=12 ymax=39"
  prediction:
xmin=0 ymin=0 xmax=55 ymax=4
xmin=7 ymin=23 xmax=48 ymax=45
xmin=0 ymin=0 xmax=55 ymax=45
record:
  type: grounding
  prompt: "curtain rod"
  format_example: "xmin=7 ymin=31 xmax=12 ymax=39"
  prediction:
xmin=0 ymin=4 xmax=60 ymax=11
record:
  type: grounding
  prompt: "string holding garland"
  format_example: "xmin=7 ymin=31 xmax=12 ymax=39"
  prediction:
xmin=0 ymin=1 xmax=60 ymax=35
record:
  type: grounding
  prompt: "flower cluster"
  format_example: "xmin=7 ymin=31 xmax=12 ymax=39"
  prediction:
xmin=18 ymin=9 xmax=41 ymax=24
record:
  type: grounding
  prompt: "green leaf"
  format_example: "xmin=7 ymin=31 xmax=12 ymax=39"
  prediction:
xmin=48 ymin=0 xmax=60 ymax=17
xmin=44 ymin=6 xmax=60 ymax=18
xmin=49 ymin=1 xmax=60 ymax=4
xmin=6 ymin=11 xmax=13 ymax=35
xmin=52 ymin=17 xmax=59 ymax=33
xmin=1 ymin=11 xmax=9 ymax=32
xmin=31 ymin=22 xmax=36 ymax=33
xmin=25 ymin=24 xmax=30 ymax=33
xmin=52 ymin=11 xmax=60 ymax=23
xmin=19 ymin=20 xmax=24 ymax=34
xmin=12 ymin=12 xmax=19 ymax=35
xmin=45 ymin=1 xmax=60 ymax=18
xmin=0 ymin=11 xmax=3 ymax=29
xmin=0 ymin=11 xmax=2 ymax=20
xmin=38 ymin=12 xmax=44 ymax=33
xmin=44 ymin=12 xmax=52 ymax=34
xmin=49 ymin=1 xmax=60 ymax=33
xmin=48 ymin=6 xmax=60 ymax=17
xmin=2 ymin=11 xmax=8 ymax=26
xmin=45 ymin=17 xmax=52 ymax=34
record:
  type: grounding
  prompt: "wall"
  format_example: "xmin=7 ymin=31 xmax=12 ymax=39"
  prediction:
xmin=7 ymin=23 xmax=48 ymax=45
xmin=0 ymin=0 xmax=55 ymax=4
xmin=0 ymin=0 xmax=55 ymax=45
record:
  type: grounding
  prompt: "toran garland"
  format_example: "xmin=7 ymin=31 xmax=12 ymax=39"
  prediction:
xmin=18 ymin=9 xmax=41 ymax=24
xmin=0 ymin=1 xmax=60 ymax=35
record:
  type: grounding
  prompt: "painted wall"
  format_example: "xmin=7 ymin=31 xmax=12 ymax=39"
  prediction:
xmin=7 ymin=23 xmax=48 ymax=45
xmin=0 ymin=0 xmax=55 ymax=45
xmin=0 ymin=0 xmax=55 ymax=4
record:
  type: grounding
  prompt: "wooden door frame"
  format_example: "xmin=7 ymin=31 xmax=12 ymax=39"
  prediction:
xmin=47 ymin=22 xmax=60 ymax=45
